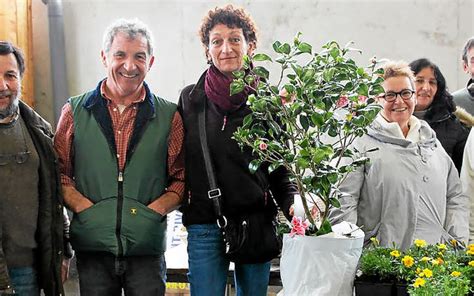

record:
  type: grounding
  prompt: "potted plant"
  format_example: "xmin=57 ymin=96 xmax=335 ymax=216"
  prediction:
xmin=231 ymin=33 xmax=384 ymax=295
xmin=356 ymin=238 xmax=474 ymax=295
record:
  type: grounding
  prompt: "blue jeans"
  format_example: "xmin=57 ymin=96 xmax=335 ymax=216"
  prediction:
xmin=76 ymin=252 xmax=166 ymax=296
xmin=8 ymin=267 xmax=39 ymax=296
xmin=187 ymin=224 xmax=271 ymax=296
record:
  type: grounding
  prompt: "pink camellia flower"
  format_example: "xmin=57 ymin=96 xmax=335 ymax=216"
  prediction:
xmin=358 ymin=95 xmax=368 ymax=104
xmin=279 ymin=88 xmax=295 ymax=105
xmin=259 ymin=142 xmax=268 ymax=151
xmin=290 ymin=216 xmax=310 ymax=237
xmin=336 ymin=95 xmax=349 ymax=108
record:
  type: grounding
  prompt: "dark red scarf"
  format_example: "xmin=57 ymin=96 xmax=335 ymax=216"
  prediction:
xmin=204 ymin=65 xmax=255 ymax=112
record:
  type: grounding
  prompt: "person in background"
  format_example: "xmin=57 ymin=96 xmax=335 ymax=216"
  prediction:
xmin=409 ymin=58 xmax=471 ymax=173
xmin=459 ymin=129 xmax=474 ymax=244
xmin=332 ymin=61 xmax=469 ymax=250
xmin=54 ymin=19 xmax=184 ymax=296
xmin=453 ymin=37 xmax=474 ymax=115
xmin=178 ymin=5 xmax=295 ymax=296
xmin=0 ymin=41 xmax=71 ymax=295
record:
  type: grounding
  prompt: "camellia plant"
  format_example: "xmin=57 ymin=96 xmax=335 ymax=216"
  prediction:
xmin=359 ymin=238 xmax=473 ymax=295
xmin=231 ymin=33 xmax=384 ymax=235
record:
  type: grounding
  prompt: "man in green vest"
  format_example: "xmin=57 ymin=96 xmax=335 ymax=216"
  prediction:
xmin=54 ymin=18 xmax=185 ymax=296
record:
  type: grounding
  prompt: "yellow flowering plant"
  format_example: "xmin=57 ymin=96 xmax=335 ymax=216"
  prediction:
xmin=358 ymin=238 xmax=473 ymax=295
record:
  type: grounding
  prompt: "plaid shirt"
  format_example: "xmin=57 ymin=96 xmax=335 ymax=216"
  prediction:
xmin=54 ymin=81 xmax=184 ymax=197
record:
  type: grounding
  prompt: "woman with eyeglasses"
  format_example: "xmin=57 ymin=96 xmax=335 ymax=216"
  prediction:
xmin=332 ymin=61 xmax=469 ymax=250
xmin=409 ymin=58 xmax=472 ymax=173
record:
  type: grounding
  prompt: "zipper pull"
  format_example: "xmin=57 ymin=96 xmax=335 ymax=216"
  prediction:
xmin=118 ymin=171 xmax=123 ymax=182
xmin=221 ymin=115 xmax=227 ymax=131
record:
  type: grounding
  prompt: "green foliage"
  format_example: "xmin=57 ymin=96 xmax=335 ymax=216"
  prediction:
xmin=232 ymin=33 xmax=383 ymax=235
xmin=359 ymin=239 xmax=474 ymax=295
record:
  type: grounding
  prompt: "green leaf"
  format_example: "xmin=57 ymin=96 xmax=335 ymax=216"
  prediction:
xmin=280 ymin=43 xmax=291 ymax=55
xmin=249 ymin=159 xmax=261 ymax=174
xmin=297 ymin=42 xmax=312 ymax=54
xmin=272 ymin=41 xmax=282 ymax=53
xmin=329 ymin=197 xmax=341 ymax=208
xmin=284 ymin=84 xmax=296 ymax=94
xmin=299 ymin=115 xmax=310 ymax=131
xmin=316 ymin=219 xmax=332 ymax=235
xmin=233 ymin=70 xmax=245 ymax=79
xmin=253 ymin=53 xmax=272 ymax=62
xmin=322 ymin=68 xmax=335 ymax=82
xmin=245 ymin=75 xmax=255 ymax=85
xmin=311 ymin=113 xmax=324 ymax=127
xmin=243 ymin=114 xmax=253 ymax=128
xmin=268 ymin=120 xmax=281 ymax=136
xmin=253 ymin=66 xmax=270 ymax=79
xmin=358 ymin=84 xmax=369 ymax=96
xmin=302 ymin=68 xmax=316 ymax=82
xmin=230 ymin=79 xmax=245 ymax=95
xmin=327 ymin=172 xmax=338 ymax=184
xmin=242 ymin=55 xmax=251 ymax=69
xmin=292 ymin=64 xmax=304 ymax=79
xmin=268 ymin=162 xmax=283 ymax=174
xmin=330 ymin=47 xmax=340 ymax=59
xmin=275 ymin=57 xmax=286 ymax=64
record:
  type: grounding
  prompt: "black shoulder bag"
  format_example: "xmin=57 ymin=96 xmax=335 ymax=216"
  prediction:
xmin=197 ymin=99 xmax=282 ymax=264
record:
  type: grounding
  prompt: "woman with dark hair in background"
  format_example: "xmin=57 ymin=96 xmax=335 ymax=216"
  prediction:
xmin=409 ymin=58 xmax=472 ymax=172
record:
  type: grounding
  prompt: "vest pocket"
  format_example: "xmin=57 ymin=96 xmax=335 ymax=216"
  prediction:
xmin=120 ymin=198 xmax=167 ymax=256
xmin=70 ymin=198 xmax=118 ymax=254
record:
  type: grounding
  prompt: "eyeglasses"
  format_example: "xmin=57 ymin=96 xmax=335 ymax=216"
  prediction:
xmin=379 ymin=89 xmax=415 ymax=102
xmin=0 ymin=151 xmax=31 ymax=166
xmin=415 ymin=78 xmax=438 ymax=86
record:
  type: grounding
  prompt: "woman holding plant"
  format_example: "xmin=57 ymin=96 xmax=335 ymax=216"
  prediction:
xmin=178 ymin=5 xmax=295 ymax=296
xmin=334 ymin=61 xmax=469 ymax=250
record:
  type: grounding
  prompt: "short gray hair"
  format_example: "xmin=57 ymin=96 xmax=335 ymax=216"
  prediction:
xmin=102 ymin=18 xmax=154 ymax=56
xmin=462 ymin=37 xmax=474 ymax=64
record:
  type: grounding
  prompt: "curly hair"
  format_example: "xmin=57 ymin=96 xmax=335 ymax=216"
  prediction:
xmin=199 ymin=5 xmax=258 ymax=49
xmin=409 ymin=58 xmax=456 ymax=119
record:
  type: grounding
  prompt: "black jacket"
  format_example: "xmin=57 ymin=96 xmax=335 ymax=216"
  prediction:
xmin=0 ymin=101 xmax=66 ymax=295
xmin=178 ymin=71 xmax=295 ymax=226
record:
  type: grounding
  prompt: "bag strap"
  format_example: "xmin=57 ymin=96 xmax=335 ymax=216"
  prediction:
xmin=197 ymin=99 xmax=228 ymax=228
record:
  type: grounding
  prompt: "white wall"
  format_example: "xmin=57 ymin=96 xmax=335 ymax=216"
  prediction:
xmin=33 ymin=0 xmax=473 ymax=123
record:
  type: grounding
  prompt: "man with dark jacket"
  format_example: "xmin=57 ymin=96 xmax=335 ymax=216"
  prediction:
xmin=0 ymin=41 xmax=69 ymax=295
xmin=54 ymin=19 xmax=184 ymax=296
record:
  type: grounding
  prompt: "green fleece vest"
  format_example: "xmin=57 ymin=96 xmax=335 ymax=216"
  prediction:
xmin=69 ymin=91 xmax=176 ymax=256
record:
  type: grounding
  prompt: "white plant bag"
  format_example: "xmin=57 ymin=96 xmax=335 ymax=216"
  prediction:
xmin=280 ymin=222 xmax=364 ymax=296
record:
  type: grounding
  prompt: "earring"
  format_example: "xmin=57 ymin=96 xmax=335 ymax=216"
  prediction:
xmin=207 ymin=59 xmax=213 ymax=65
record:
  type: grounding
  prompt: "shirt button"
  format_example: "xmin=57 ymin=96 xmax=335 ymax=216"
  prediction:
xmin=423 ymin=176 xmax=429 ymax=182
xmin=117 ymin=154 xmax=120 ymax=158
xmin=133 ymin=106 xmax=137 ymax=110
xmin=113 ymin=108 xmax=118 ymax=112
xmin=118 ymin=130 xmax=122 ymax=134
